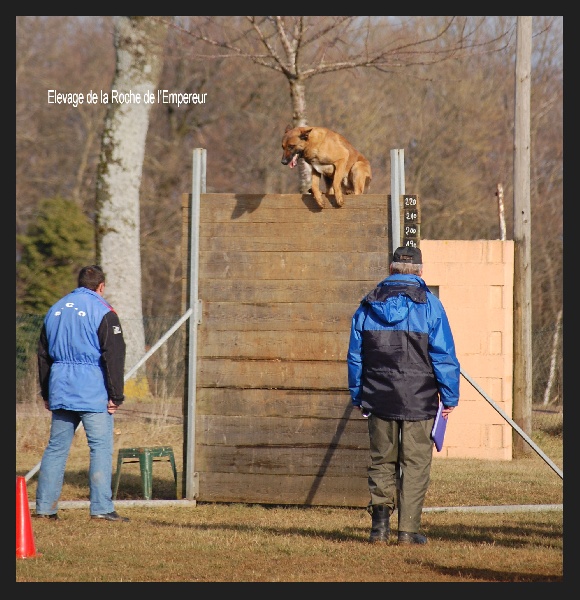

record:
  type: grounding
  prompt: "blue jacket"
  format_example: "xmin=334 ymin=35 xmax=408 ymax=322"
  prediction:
xmin=347 ymin=274 xmax=460 ymax=420
xmin=38 ymin=287 xmax=126 ymax=412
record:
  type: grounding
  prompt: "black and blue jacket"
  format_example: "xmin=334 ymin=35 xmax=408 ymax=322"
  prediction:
xmin=347 ymin=273 xmax=460 ymax=420
xmin=38 ymin=287 xmax=126 ymax=411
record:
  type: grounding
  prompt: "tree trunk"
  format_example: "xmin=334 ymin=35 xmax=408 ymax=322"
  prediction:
xmin=542 ymin=308 xmax=562 ymax=406
xmin=288 ymin=78 xmax=312 ymax=194
xmin=95 ymin=16 xmax=169 ymax=393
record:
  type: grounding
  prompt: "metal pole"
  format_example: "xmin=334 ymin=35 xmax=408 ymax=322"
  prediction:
xmin=461 ymin=368 xmax=562 ymax=480
xmin=185 ymin=148 xmax=205 ymax=499
xmin=390 ymin=149 xmax=405 ymax=252
xmin=124 ymin=309 xmax=192 ymax=381
xmin=390 ymin=149 xmax=406 ymax=506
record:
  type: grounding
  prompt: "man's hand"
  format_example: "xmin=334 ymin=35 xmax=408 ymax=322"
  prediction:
xmin=442 ymin=406 xmax=455 ymax=420
xmin=359 ymin=406 xmax=371 ymax=418
xmin=107 ymin=399 xmax=119 ymax=414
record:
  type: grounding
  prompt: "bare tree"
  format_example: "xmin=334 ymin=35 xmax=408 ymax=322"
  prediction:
xmin=95 ymin=16 xmax=169 ymax=388
xmin=16 ymin=16 xmax=114 ymax=234
xmin=542 ymin=307 xmax=562 ymax=407
xmin=167 ymin=16 xmax=512 ymax=192
xmin=16 ymin=16 xmax=562 ymax=414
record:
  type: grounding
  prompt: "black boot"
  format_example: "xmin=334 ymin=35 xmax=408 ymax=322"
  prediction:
xmin=397 ymin=531 xmax=427 ymax=545
xmin=369 ymin=505 xmax=391 ymax=543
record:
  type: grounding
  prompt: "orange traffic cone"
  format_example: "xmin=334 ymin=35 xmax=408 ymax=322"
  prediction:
xmin=16 ymin=475 xmax=39 ymax=559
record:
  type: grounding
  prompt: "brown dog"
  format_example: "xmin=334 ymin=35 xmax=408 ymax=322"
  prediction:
xmin=281 ymin=125 xmax=372 ymax=208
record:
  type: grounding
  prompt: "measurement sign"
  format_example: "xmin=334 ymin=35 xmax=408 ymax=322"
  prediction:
xmin=399 ymin=195 xmax=421 ymax=248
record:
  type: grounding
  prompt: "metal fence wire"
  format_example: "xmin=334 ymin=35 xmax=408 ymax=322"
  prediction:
xmin=16 ymin=314 xmax=563 ymax=436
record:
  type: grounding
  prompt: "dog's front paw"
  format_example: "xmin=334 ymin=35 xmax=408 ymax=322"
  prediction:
xmin=335 ymin=195 xmax=344 ymax=207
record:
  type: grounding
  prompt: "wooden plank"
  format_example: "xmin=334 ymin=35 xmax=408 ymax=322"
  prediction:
xmin=199 ymin=222 xmax=386 ymax=238
xmin=197 ymin=472 xmax=369 ymax=507
xmin=200 ymin=251 xmax=390 ymax=280
xmin=199 ymin=302 xmax=356 ymax=331
xmin=200 ymin=202 xmax=388 ymax=223
xmin=201 ymin=234 xmax=388 ymax=252
xmin=195 ymin=445 xmax=369 ymax=477
xmin=199 ymin=193 xmax=390 ymax=221
xmin=198 ymin=358 xmax=349 ymax=389
xmin=197 ymin=415 xmax=368 ymax=448
xmin=196 ymin=388 xmax=354 ymax=419
xmin=198 ymin=330 xmax=350 ymax=360
xmin=199 ymin=220 xmax=388 ymax=252
xmin=199 ymin=279 xmax=373 ymax=303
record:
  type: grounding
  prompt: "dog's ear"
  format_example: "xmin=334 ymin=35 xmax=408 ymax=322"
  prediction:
xmin=284 ymin=124 xmax=293 ymax=133
xmin=299 ymin=128 xmax=312 ymax=141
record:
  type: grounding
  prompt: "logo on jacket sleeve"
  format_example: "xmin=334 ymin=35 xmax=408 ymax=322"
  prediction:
xmin=113 ymin=326 xmax=122 ymax=335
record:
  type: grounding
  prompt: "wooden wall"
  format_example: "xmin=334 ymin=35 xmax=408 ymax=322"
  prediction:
xmin=181 ymin=193 xmax=516 ymax=505
xmin=185 ymin=192 xmax=392 ymax=506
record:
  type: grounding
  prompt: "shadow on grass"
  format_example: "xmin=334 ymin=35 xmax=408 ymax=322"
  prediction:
xmin=19 ymin=469 xmax=180 ymax=501
xmin=142 ymin=517 xmax=563 ymax=550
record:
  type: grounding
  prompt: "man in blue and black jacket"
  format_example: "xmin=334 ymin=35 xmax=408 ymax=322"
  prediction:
xmin=347 ymin=246 xmax=460 ymax=545
xmin=36 ymin=265 xmax=129 ymax=522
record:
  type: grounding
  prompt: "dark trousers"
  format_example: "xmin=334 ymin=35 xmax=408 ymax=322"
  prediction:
xmin=367 ymin=416 xmax=434 ymax=533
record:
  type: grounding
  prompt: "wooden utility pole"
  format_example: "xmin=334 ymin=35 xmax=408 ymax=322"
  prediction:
xmin=512 ymin=16 xmax=533 ymax=457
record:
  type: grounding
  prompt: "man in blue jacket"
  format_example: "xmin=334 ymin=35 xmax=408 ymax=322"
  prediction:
xmin=35 ymin=265 xmax=129 ymax=522
xmin=347 ymin=246 xmax=460 ymax=544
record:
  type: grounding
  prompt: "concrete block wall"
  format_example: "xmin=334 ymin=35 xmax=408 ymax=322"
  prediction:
xmin=421 ymin=240 xmax=514 ymax=460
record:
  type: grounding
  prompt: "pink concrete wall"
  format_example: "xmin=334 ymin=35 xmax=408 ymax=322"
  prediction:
xmin=421 ymin=240 xmax=514 ymax=460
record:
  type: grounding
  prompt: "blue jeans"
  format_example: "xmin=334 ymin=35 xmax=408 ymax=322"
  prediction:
xmin=36 ymin=409 xmax=115 ymax=516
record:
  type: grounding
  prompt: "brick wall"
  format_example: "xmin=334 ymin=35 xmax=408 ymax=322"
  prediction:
xmin=422 ymin=240 xmax=514 ymax=460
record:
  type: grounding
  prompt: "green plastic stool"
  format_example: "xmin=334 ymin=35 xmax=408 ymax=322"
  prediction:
xmin=113 ymin=446 xmax=177 ymax=500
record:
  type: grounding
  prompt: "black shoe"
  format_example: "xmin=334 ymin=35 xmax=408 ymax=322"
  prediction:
xmin=398 ymin=531 xmax=427 ymax=545
xmin=34 ymin=513 xmax=58 ymax=520
xmin=91 ymin=511 xmax=129 ymax=522
xmin=369 ymin=505 xmax=391 ymax=543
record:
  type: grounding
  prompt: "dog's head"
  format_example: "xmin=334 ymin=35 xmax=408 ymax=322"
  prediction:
xmin=281 ymin=125 xmax=313 ymax=168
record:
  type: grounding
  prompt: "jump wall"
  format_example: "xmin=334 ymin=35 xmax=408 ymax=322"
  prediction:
xmin=182 ymin=192 xmax=514 ymax=506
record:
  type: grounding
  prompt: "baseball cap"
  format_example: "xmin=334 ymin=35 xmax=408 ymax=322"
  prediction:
xmin=393 ymin=246 xmax=422 ymax=264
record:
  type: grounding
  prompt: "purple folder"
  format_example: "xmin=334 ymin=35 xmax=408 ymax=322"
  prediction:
xmin=431 ymin=402 xmax=447 ymax=452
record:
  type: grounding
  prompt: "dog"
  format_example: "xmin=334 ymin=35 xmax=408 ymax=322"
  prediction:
xmin=281 ymin=125 xmax=372 ymax=208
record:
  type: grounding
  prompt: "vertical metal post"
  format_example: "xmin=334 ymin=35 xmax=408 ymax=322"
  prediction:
xmin=390 ymin=149 xmax=405 ymax=252
xmin=185 ymin=148 xmax=205 ymax=499
xmin=390 ymin=149 xmax=406 ymax=510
